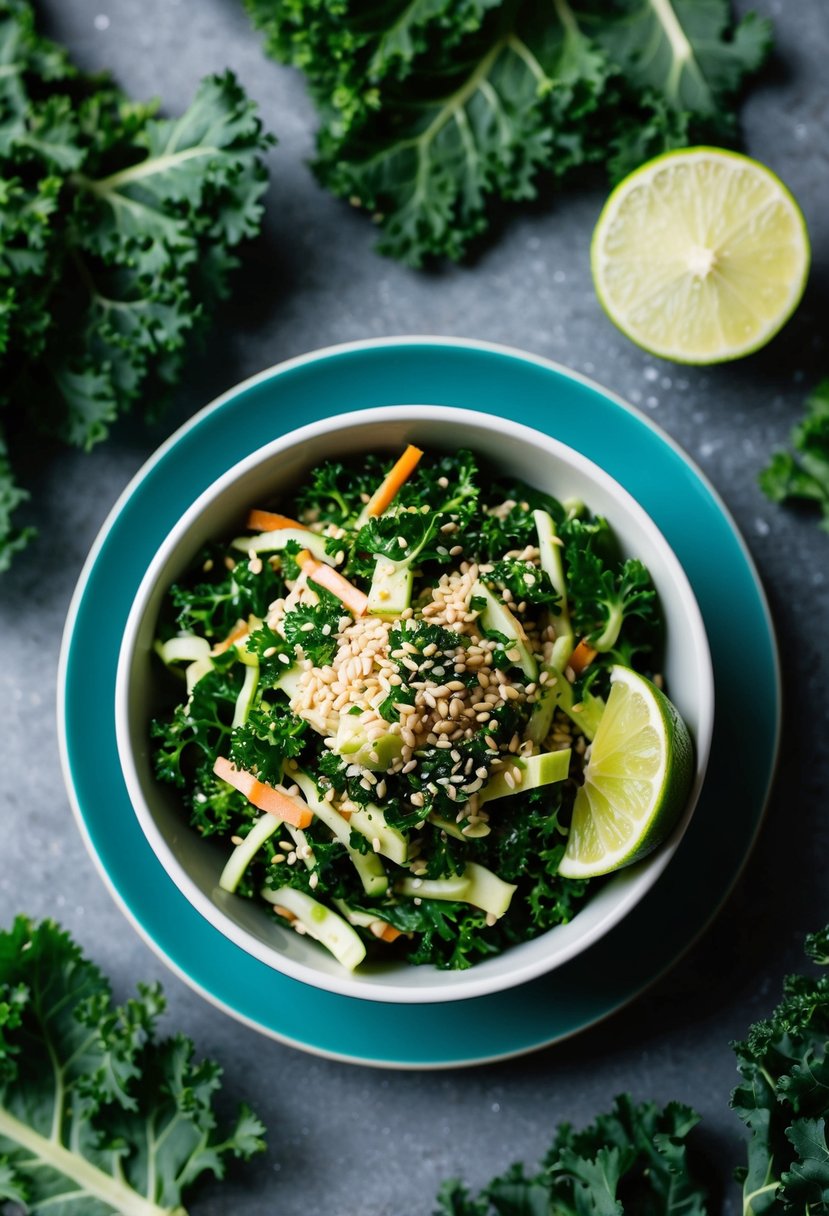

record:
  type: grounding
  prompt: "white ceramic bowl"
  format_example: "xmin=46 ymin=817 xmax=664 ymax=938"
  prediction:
xmin=116 ymin=405 xmax=714 ymax=1003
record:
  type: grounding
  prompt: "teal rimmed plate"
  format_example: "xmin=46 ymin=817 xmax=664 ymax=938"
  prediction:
xmin=58 ymin=338 xmax=780 ymax=1068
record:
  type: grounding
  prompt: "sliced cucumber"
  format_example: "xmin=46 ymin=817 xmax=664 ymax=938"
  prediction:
xmin=157 ymin=635 xmax=212 ymax=665
xmin=480 ymin=749 xmax=571 ymax=803
xmin=533 ymin=509 xmax=574 ymax=670
xmin=528 ymin=665 xmax=605 ymax=744
xmin=348 ymin=804 xmax=408 ymax=864
xmin=219 ymin=813 xmax=280 ymax=894
xmin=472 ymin=581 xmax=537 ymax=682
xmin=232 ymin=528 xmax=334 ymax=565
xmin=397 ymin=861 xmax=516 ymax=919
xmin=185 ymin=656 xmax=214 ymax=693
xmin=291 ymin=770 xmax=388 ymax=897
xmin=367 ymin=555 xmax=413 ymax=616
xmin=262 ymin=887 xmax=366 ymax=971
xmin=231 ymin=658 xmax=259 ymax=729
xmin=334 ymin=716 xmax=404 ymax=771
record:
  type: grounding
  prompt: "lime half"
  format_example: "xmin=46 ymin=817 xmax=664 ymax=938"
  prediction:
xmin=591 ymin=147 xmax=810 ymax=364
xmin=558 ymin=666 xmax=693 ymax=879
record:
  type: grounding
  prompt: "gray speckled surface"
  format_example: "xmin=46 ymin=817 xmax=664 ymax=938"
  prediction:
xmin=1 ymin=1 xmax=829 ymax=1212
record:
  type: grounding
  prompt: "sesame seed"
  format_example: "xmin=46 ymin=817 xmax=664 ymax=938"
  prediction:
xmin=309 ymin=872 xmax=319 ymax=889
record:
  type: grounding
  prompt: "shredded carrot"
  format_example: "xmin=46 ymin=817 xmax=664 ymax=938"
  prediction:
xmin=247 ymin=508 xmax=309 ymax=533
xmin=213 ymin=756 xmax=313 ymax=828
xmin=369 ymin=920 xmax=403 ymax=943
xmin=365 ymin=444 xmax=423 ymax=518
xmin=211 ymin=619 xmax=249 ymax=656
xmin=569 ymin=639 xmax=598 ymax=676
xmin=296 ymin=548 xmax=368 ymax=617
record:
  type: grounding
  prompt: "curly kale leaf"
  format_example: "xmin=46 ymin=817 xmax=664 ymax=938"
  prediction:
xmin=731 ymin=925 xmax=829 ymax=1216
xmin=281 ymin=589 xmax=345 ymax=665
xmin=435 ymin=1094 xmax=706 ymax=1214
xmin=0 ymin=916 xmax=265 ymax=1214
xmin=0 ymin=0 xmax=273 ymax=566
xmin=294 ymin=453 xmax=388 ymax=528
xmin=486 ymin=558 xmax=559 ymax=608
xmin=168 ymin=546 xmax=285 ymax=640
xmin=247 ymin=0 xmax=769 ymax=266
xmin=230 ymin=704 xmax=307 ymax=787
xmin=151 ymin=653 xmax=240 ymax=788
xmin=567 ymin=544 xmax=658 ymax=654
xmin=759 ymin=379 xmax=829 ymax=534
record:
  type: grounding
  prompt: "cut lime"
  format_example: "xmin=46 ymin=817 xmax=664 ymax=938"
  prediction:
xmin=558 ymin=666 xmax=693 ymax=879
xmin=591 ymin=147 xmax=810 ymax=365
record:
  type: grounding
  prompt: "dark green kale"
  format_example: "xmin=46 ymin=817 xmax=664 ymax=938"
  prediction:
xmin=485 ymin=558 xmax=559 ymax=608
xmin=295 ymin=453 xmax=389 ymax=527
xmin=731 ymin=927 xmax=829 ymax=1215
xmin=245 ymin=0 xmax=769 ymax=267
xmin=566 ymin=545 xmax=658 ymax=655
xmin=0 ymin=917 xmax=265 ymax=1213
xmin=150 ymin=653 xmax=240 ymax=788
xmin=281 ymin=588 xmax=348 ymax=665
xmin=759 ymin=379 xmax=829 ymax=533
xmin=168 ymin=546 xmax=285 ymax=640
xmin=476 ymin=787 xmax=588 ymax=938
xmin=466 ymin=478 xmax=564 ymax=563
xmin=229 ymin=705 xmax=307 ymax=788
xmin=435 ymin=1094 xmax=706 ymax=1214
xmin=245 ymin=621 xmax=293 ymax=687
xmin=380 ymin=899 xmax=501 ymax=971
xmin=0 ymin=0 xmax=273 ymax=569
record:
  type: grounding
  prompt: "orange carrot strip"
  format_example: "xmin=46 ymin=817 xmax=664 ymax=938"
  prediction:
xmin=379 ymin=923 xmax=403 ymax=944
xmin=211 ymin=619 xmax=249 ymax=656
xmin=569 ymin=639 xmax=598 ymax=676
xmin=365 ymin=444 xmax=423 ymax=518
xmin=213 ymin=756 xmax=313 ymax=828
xmin=247 ymin=509 xmax=309 ymax=533
xmin=296 ymin=549 xmax=368 ymax=617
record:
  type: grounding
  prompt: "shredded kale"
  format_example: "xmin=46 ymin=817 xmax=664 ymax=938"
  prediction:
xmin=150 ymin=446 xmax=666 ymax=966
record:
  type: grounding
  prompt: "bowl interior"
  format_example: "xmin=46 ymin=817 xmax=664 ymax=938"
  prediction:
xmin=117 ymin=406 xmax=714 ymax=1003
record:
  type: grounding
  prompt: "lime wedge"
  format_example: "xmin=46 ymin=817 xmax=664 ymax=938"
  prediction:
xmin=591 ymin=147 xmax=810 ymax=364
xmin=558 ymin=666 xmax=693 ymax=879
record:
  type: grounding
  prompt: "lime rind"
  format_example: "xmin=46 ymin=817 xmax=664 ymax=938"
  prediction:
xmin=591 ymin=146 xmax=810 ymax=366
xmin=558 ymin=666 xmax=693 ymax=879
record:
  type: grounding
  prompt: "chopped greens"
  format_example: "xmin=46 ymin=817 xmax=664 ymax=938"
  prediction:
xmin=0 ymin=0 xmax=273 ymax=570
xmin=760 ymin=378 xmax=829 ymax=533
xmin=151 ymin=447 xmax=665 ymax=971
xmin=0 ymin=916 xmax=265 ymax=1214
xmin=245 ymin=0 xmax=771 ymax=266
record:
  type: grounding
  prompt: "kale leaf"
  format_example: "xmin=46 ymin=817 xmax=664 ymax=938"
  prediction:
xmin=0 ymin=916 xmax=265 ymax=1213
xmin=151 ymin=653 xmax=241 ymax=788
xmin=434 ymin=1094 xmax=706 ymax=1213
xmin=731 ymin=927 xmax=829 ymax=1215
xmin=168 ymin=547 xmax=285 ymax=640
xmin=0 ymin=0 xmax=273 ymax=568
xmin=246 ymin=0 xmax=770 ymax=266
xmin=759 ymin=379 xmax=829 ymax=534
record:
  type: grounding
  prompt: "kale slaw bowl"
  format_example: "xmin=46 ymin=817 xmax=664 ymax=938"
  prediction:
xmin=115 ymin=405 xmax=714 ymax=1004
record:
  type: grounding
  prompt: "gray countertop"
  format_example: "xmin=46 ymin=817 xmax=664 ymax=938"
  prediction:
xmin=2 ymin=1 xmax=828 ymax=1212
